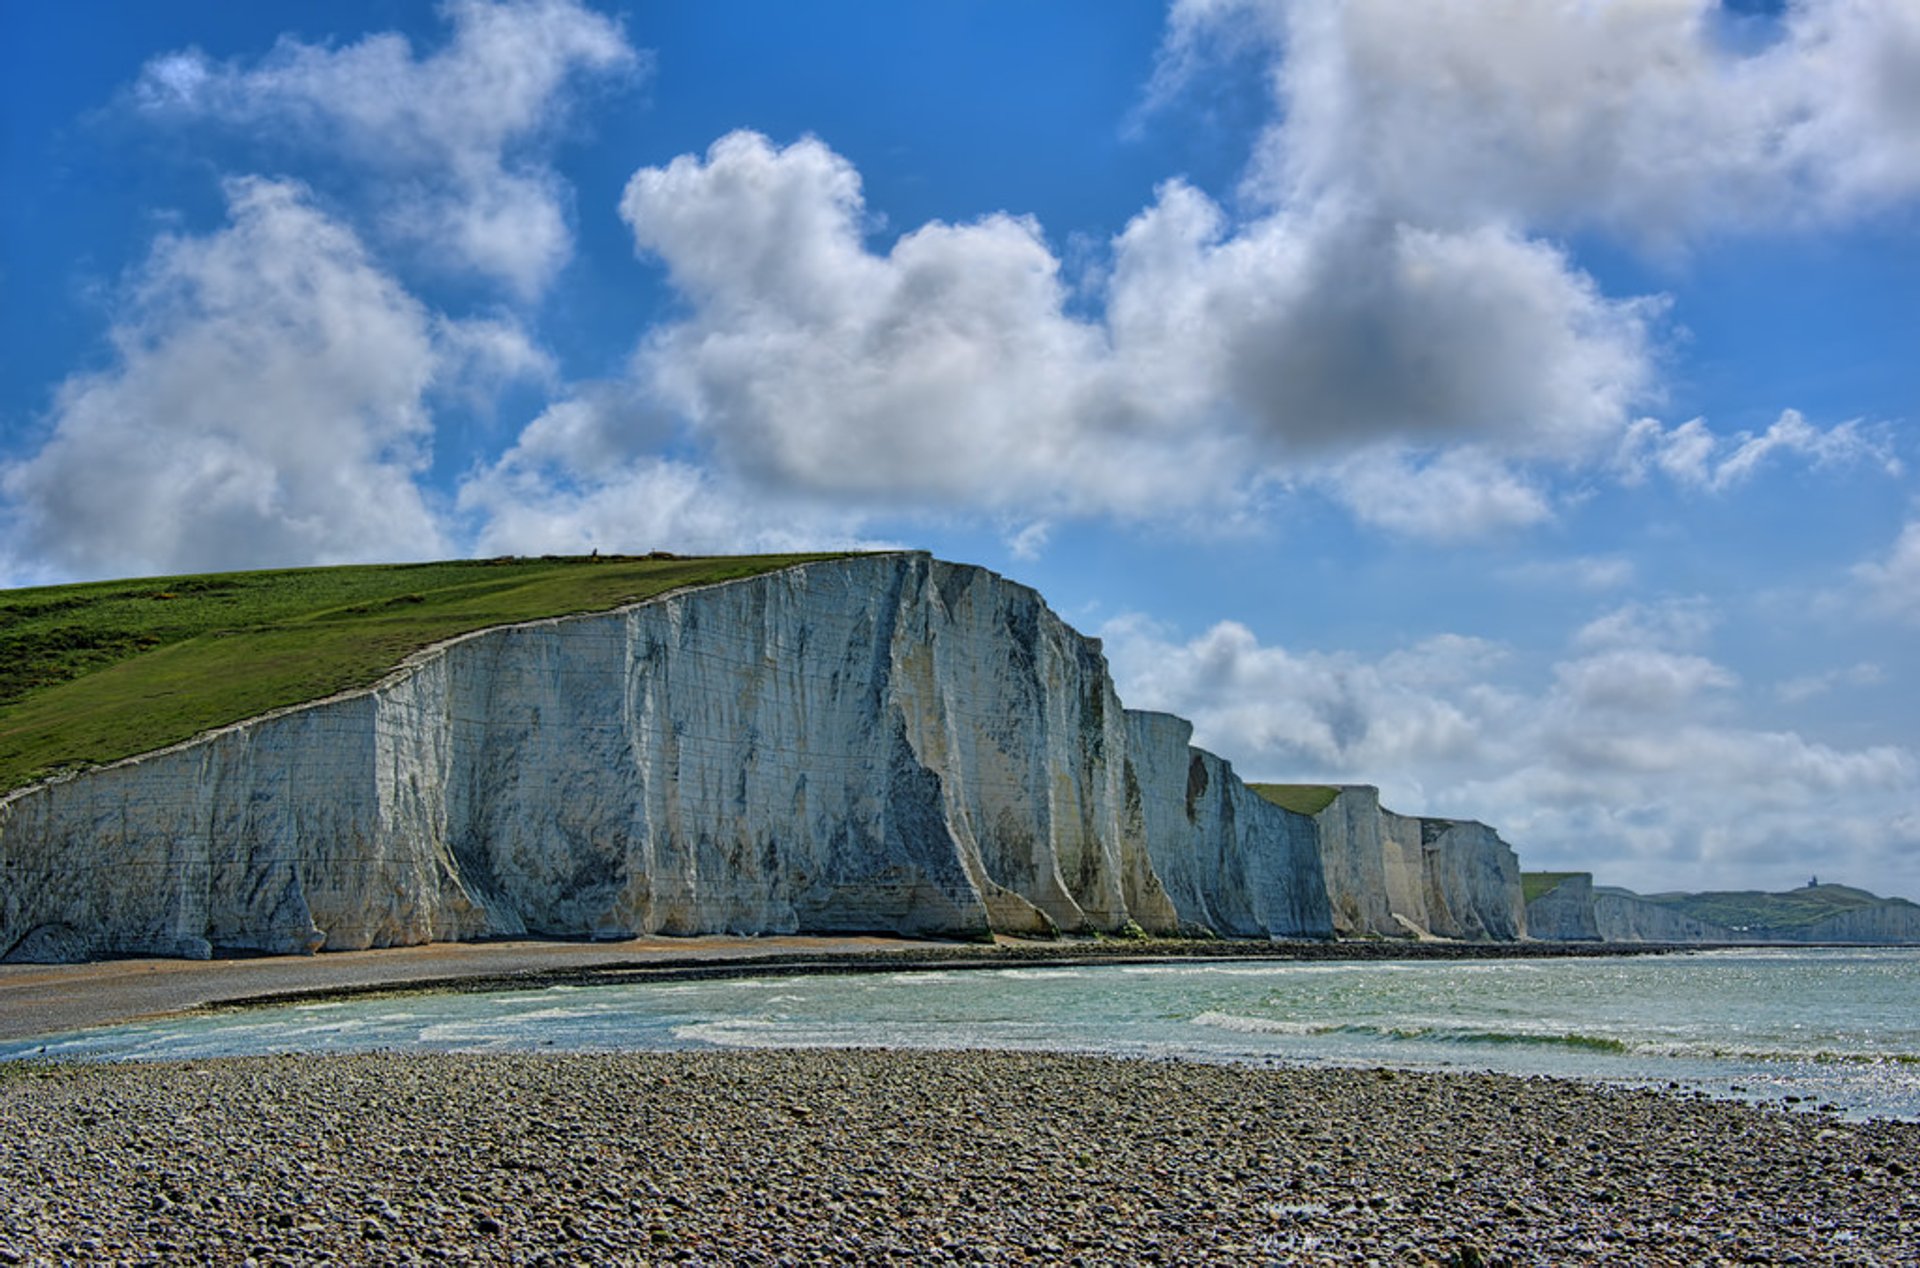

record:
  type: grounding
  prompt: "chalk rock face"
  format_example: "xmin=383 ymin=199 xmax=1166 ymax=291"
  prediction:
xmin=1122 ymin=712 xmax=1330 ymax=938
xmin=1 ymin=554 xmax=1334 ymax=962
xmin=1306 ymin=788 xmax=1525 ymax=940
xmin=1592 ymin=892 xmax=1731 ymax=943
xmin=1524 ymin=874 xmax=1602 ymax=941
xmin=1314 ymin=787 xmax=1397 ymax=937
xmin=1416 ymin=819 xmax=1526 ymax=941
xmin=1791 ymin=903 xmax=1920 ymax=944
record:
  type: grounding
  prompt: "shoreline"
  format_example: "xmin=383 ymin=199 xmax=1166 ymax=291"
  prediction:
xmin=3 ymin=1048 xmax=1914 ymax=1263
xmin=0 ymin=934 xmax=1697 ymax=1045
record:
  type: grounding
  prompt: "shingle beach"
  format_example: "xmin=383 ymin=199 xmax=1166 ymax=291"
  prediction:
xmin=3 ymin=1048 xmax=1914 ymax=1266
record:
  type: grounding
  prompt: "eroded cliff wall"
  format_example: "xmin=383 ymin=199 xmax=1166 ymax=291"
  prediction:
xmin=1 ymin=554 xmax=1333 ymax=961
xmin=1311 ymin=790 xmax=1526 ymax=941
xmin=1790 ymin=904 xmax=1920 ymax=944
xmin=1592 ymin=892 xmax=1732 ymax=943
xmin=1417 ymin=819 xmax=1526 ymax=941
xmin=1524 ymin=874 xmax=1601 ymax=941
xmin=1123 ymin=712 xmax=1330 ymax=938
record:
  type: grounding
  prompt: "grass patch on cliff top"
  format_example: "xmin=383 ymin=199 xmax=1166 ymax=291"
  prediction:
xmin=1522 ymin=872 xmax=1587 ymax=904
xmin=0 ymin=553 xmax=843 ymax=794
xmin=1248 ymin=783 xmax=1341 ymax=816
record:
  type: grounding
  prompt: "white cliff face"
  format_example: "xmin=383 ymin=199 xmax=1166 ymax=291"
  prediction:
xmin=1592 ymin=892 xmax=1732 ymax=943
xmin=1314 ymin=787 xmax=1394 ymax=937
xmin=1580 ymin=891 xmax=1920 ymax=945
xmin=1 ymin=554 xmax=1333 ymax=961
xmin=1791 ymin=904 xmax=1920 ymax=944
xmin=1789 ymin=906 xmax=1920 ymax=945
xmin=1416 ymin=819 xmax=1526 ymax=941
xmin=1524 ymin=874 xmax=1602 ymax=942
xmin=1122 ymin=712 xmax=1330 ymax=938
xmin=1311 ymin=790 xmax=1526 ymax=941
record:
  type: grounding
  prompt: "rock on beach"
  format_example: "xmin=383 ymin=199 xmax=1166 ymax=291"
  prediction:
xmin=1 ymin=1048 xmax=1915 ymax=1265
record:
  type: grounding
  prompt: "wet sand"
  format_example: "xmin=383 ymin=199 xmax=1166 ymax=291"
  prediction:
xmin=0 ymin=936 xmax=1681 ymax=1044
xmin=0 ymin=935 xmax=935 ymax=1043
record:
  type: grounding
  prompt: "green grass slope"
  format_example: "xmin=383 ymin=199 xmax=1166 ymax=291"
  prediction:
xmin=0 ymin=553 xmax=844 ymax=794
xmin=1521 ymin=871 xmax=1587 ymax=905
xmin=1626 ymin=884 xmax=1913 ymax=932
xmin=1248 ymin=783 xmax=1342 ymax=816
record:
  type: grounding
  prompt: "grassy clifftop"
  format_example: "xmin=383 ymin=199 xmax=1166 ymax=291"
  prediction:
xmin=1248 ymin=783 xmax=1342 ymax=816
xmin=1521 ymin=872 xmax=1588 ymax=904
xmin=0 ymin=553 xmax=843 ymax=794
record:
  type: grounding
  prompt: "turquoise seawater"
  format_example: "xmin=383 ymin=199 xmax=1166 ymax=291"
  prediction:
xmin=7 ymin=947 xmax=1917 ymax=1120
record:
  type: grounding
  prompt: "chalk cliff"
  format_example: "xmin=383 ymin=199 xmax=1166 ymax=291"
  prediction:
xmin=1417 ymin=819 xmax=1527 ymax=941
xmin=1592 ymin=891 xmax=1733 ymax=943
xmin=1123 ymin=712 xmax=1328 ymax=938
xmin=1301 ymin=787 xmax=1525 ymax=940
xmin=1581 ymin=888 xmax=1920 ymax=945
xmin=1523 ymin=873 xmax=1601 ymax=942
xmin=1 ymin=554 xmax=1334 ymax=962
xmin=1789 ymin=903 xmax=1920 ymax=944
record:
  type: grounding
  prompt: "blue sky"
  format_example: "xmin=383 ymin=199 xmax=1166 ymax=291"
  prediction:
xmin=4 ymin=0 xmax=1917 ymax=898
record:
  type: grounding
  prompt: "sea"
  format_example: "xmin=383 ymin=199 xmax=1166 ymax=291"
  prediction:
xmin=6 ymin=946 xmax=1917 ymax=1121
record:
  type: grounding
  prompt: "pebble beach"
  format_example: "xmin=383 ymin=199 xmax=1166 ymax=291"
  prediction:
xmin=3 ymin=1048 xmax=1915 ymax=1266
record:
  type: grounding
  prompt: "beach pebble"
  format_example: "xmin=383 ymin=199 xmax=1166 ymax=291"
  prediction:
xmin=2 ymin=1049 xmax=1915 ymax=1265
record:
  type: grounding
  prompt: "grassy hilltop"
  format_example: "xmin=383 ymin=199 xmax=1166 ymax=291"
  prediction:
xmin=1610 ymin=882 xmax=1918 ymax=934
xmin=0 ymin=553 xmax=841 ymax=795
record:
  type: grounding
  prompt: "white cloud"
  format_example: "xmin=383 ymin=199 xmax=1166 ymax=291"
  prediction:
xmin=135 ymin=0 xmax=639 ymax=298
xmin=1618 ymin=410 xmax=1902 ymax=491
xmin=1854 ymin=520 xmax=1920 ymax=624
xmin=0 ymin=179 xmax=535 ymax=579
xmin=1503 ymin=555 xmax=1636 ymax=592
xmin=456 ymin=386 xmax=884 ymax=557
xmin=1317 ymin=448 xmax=1552 ymax=539
xmin=620 ymin=131 xmax=1257 ymax=520
xmin=1165 ymin=0 xmax=1920 ymax=241
xmin=1552 ymin=648 xmax=1736 ymax=715
xmin=616 ymin=132 xmax=1657 ymax=538
xmin=1108 ymin=188 xmax=1661 ymax=460
xmin=596 ymin=3 xmax=1920 ymax=546
xmin=1104 ymin=616 xmax=1508 ymax=776
xmin=1777 ymin=661 xmax=1884 ymax=704
xmin=1573 ymin=598 xmax=1717 ymax=653
xmin=1005 ymin=521 xmax=1052 ymax=562
xmin=458 ymin=457 xmax=883 ymax=559
xmin=1101 ymin=606 xmax=1920 ymax=895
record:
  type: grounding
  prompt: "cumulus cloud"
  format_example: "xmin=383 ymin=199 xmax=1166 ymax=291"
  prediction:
xmin=1316 ymin=448 xmax=1552 ymax=539
xmin=0 ymin=179 xmax=539 ymax=579
xmin=1854 ymin=520 xmax=1920 ymax=624
xmin=135 ymin=0 xmax=639 ymax=298
xmin=1165 ymin=0 xmax=1920 ymax=239
xmin=620 ymin=131 xmax=1263 ymax=519
xmin=1106 ymin=187 xmax=1661 ymax=458
xmin=1104 ymin=616 xmax=1511 ymax=776
xmin=611 ymin=5 xmax=1914 ymax=543
xmin=1004 ymin=521 xmax=1052 ymax=562
xmin=614 ymin=131 xmax=1658 ymax=536
xmin=1101 ymin=604 xmax=1920 ymax=895
xmin=455 ymin=384 xmax=884 ymax=556
xmin=1572 ymin=598 xmax=1717 ymax=653
xmin=1618 ymin=410 xmax=1902 ymax=491
xmin=1552 ymin=648 xmax=1736 ymax=715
